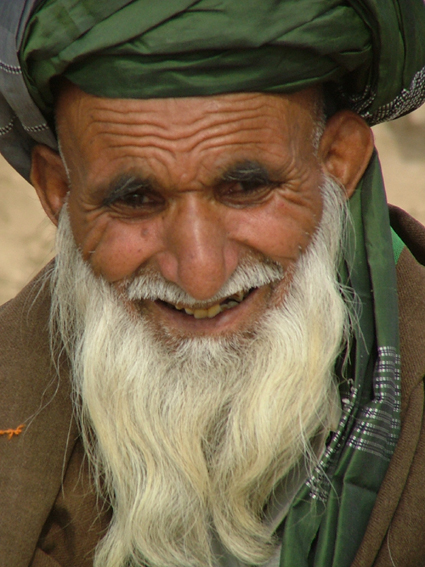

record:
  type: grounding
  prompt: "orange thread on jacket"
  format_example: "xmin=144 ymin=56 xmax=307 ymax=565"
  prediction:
xmin=0 ymin=424 xmax=25 ymax=440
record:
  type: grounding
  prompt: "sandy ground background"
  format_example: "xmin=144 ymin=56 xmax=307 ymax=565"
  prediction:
xmin=1 ymin=106 xmax=425 ymax=305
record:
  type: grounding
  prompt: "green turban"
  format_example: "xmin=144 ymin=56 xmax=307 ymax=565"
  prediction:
xmin=1 ymin=0 xmax=424 ymax=180
xmin=21 ymin=0 xmax=425 ymax=124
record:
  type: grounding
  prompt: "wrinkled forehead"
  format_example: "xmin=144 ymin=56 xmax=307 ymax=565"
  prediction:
xmin=53 ymin=84 xmax=324 ymax=195
xmin=55 ymin=81 xmax=322 ymax=131
xmin=54 ymin=81 xmax=323 ymax=168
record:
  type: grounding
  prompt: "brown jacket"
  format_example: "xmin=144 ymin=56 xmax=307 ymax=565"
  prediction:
xmin=0 ymin=206 xmax=424 ymax=567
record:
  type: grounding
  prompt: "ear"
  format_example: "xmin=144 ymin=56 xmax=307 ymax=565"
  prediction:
xmin=30 ymin=144 xmax=69 ymax=226
xmin=318 ymin=110 xmax=374 ymax=199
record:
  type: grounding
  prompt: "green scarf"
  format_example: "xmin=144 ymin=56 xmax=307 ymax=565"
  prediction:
xmin=21 ymin=0 xmax=425 ymax=124
xmin=279 ymin=152 xmax=401 ymax=566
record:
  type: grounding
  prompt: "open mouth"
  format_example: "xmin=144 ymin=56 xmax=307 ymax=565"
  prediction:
xmin=156 ymin=288 xmax=254 ymax=319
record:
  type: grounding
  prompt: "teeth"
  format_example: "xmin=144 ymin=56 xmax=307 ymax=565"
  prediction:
xmin=227 ymin=290 xmax=246 ymax=303
xmin=207 ymin=304 xmax=222 ymax=318
xmin=169 ymin=289 xmax=250 ymax=319
xmin=193 ymin=309 xmax=208 ymax=319
xmin=189 ymin=300 xmax=239 ymax=319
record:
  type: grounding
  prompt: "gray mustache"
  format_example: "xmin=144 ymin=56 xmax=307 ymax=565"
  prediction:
xmin=126 ymin=259 xmax=284 ymax=309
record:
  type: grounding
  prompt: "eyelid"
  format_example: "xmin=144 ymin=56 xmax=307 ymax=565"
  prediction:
xmin=216 ymin=181 xmax=277 ymax=207
xmin=102 ymin=176 xmax=156 ymax=207
xmin=221 ymin=178 xmax=280 ymax=193
xmin=103 ymin=189 xmax=166 ymax=215
xmin=114 ymin=188 xmax=150 ymax=201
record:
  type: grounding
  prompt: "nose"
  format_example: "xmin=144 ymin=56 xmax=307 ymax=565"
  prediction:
xmin=157 ymin=196 xmax=238 ymax=300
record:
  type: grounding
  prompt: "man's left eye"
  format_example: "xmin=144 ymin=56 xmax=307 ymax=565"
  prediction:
xmin=219 ymin=181 xmax=276 ymax=206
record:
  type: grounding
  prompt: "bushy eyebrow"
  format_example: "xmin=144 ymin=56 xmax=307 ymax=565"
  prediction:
xmin=101 ymin=175 xmax=155 ymax=206
xmin=218 ymin=160 xmax=275 ymax=186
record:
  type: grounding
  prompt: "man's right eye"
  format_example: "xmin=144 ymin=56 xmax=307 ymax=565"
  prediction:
xmin=114 ymin=192 xmax=155 ymax=208
xmin=106 ymin=190 xmax=166 ymax=215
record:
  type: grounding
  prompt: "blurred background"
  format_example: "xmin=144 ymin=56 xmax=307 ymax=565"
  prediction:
xmin=0 ymin=105 xmax=425 ymax=305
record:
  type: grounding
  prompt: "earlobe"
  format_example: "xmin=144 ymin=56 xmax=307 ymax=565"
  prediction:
xmin=30 ymin=144 xmax=69 ymax=226
xmin=318 ymin=110 xmax=374 ymax=199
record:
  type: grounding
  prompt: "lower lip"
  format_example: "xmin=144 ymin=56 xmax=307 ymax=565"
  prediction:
xmin=140 ymin=286 xmax=268 ymax=336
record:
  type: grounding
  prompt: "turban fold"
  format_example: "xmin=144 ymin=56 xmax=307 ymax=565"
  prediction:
xmin=21 ymin=0 xmax=425 ymax=121
xmin=0 ymin=0 xmax=425 ymax=179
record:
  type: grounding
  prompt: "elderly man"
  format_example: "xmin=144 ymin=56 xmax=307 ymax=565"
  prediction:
xmin=1 ymin=1 xmax=425 ymax=566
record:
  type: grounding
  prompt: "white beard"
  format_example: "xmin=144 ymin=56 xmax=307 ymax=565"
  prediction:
xmin=50 ymin=177 xmax=349 ymax=567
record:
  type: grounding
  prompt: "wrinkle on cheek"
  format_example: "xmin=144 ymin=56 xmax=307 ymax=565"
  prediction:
xmin=78 ymin=225 xmax=107 ymax=267
xmin=275 ymin=188 xmax=322 ymax=220
xmin=273 ymin=185 xmax=321 ymax=222
xmin=86 ymin=219 xmax=161 ymax=282
xmin=231 ymin=197 xmax=320 ymax=264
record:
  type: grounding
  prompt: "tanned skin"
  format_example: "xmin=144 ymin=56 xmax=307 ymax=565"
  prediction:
xmin=31 ymin=85 xmax=373 ymax=337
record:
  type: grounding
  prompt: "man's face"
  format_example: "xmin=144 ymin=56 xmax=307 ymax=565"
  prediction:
xmin=38 ymin=85 xmax=373 ymax=567
xmin=55 ymin=86 xmax=324 ymax=337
